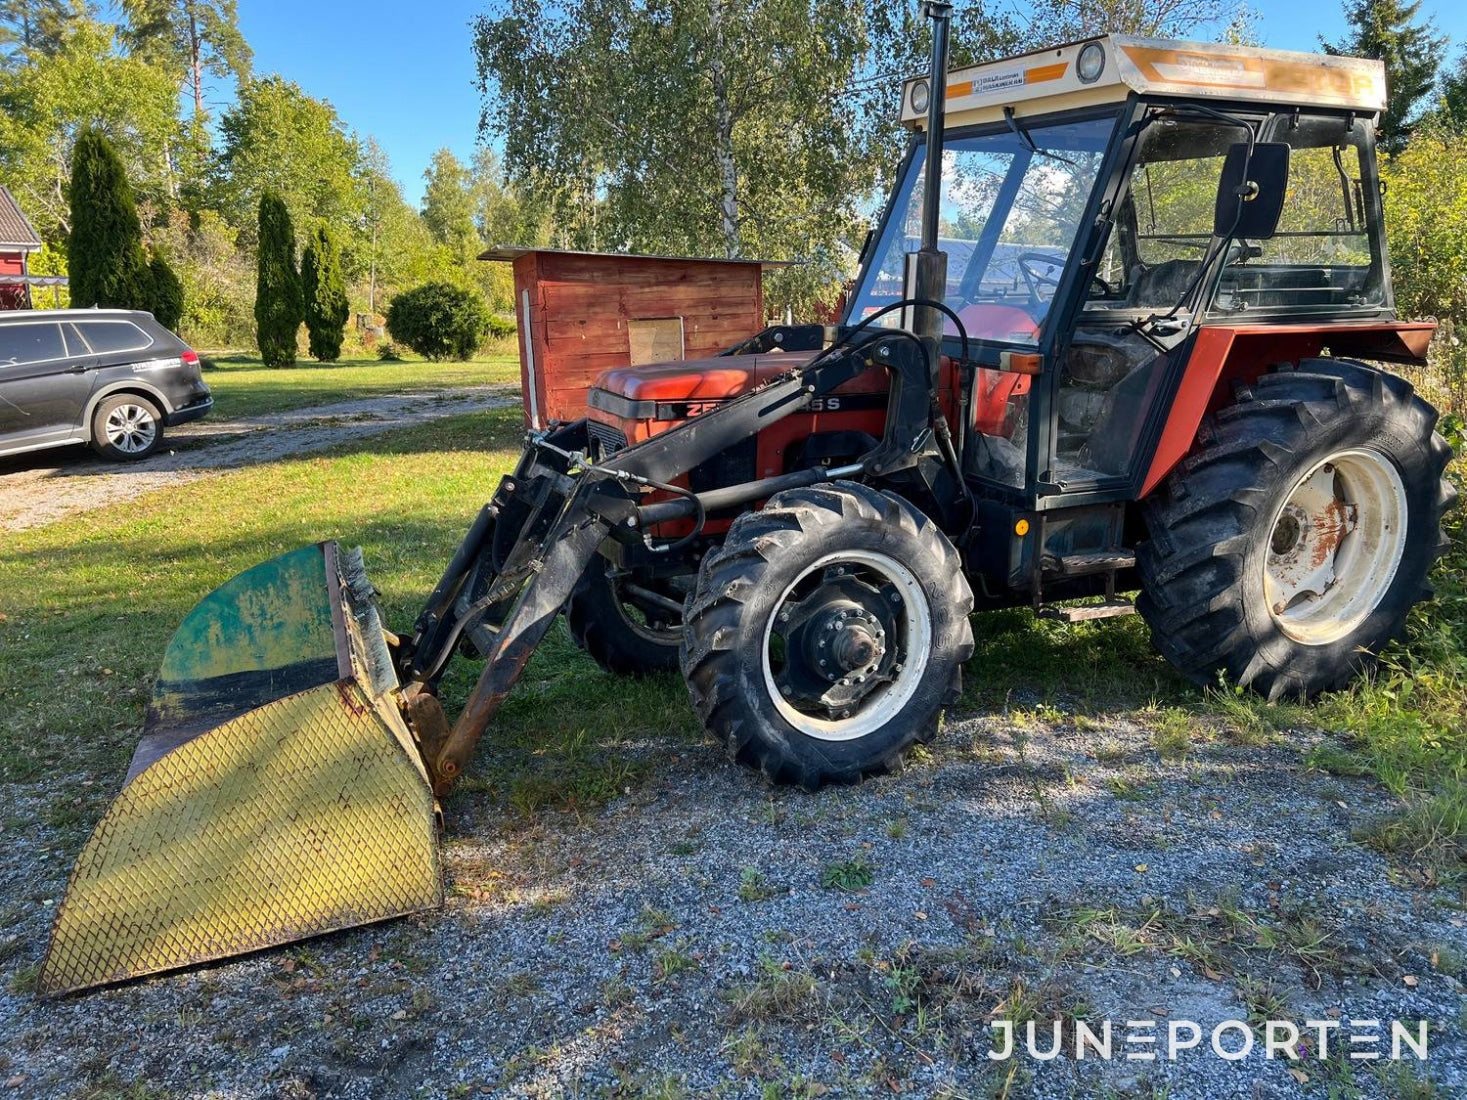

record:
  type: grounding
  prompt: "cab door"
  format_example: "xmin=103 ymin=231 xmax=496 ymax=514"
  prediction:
xmin=0 ymin=321 xmax=94 ymax=448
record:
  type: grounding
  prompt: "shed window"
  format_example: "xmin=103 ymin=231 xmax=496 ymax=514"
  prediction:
xmin=628 ymin=317 xmax=685 ymax=366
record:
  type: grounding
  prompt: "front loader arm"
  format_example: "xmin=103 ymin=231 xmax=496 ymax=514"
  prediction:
xmin=405 ymin=325 xmax=947 ymax=794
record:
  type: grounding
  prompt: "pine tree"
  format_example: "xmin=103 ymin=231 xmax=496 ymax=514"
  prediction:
xmin=148 ymin=251 xmax=184 ymax=331
xmin=68 ymin=127 xmax=152 ymax=310
xmin=1324 ymin=0 xmax=1447 ymax=154
xmin=300 ymin=221 xmax=348 ymax=362
xmin=1438 ymin=49 xmax=1467 ymax=131
xmin=254 ymin=191 xmax=300 ymax=367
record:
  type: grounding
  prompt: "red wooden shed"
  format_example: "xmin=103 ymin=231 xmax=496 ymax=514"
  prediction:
xmin=0 ymin=186 xmax=43 ymax=310
xmin=481 ymin=247 xmax=789 ymax=428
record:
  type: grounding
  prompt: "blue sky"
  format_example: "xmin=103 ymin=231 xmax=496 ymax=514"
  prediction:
xmin=234 ymin=0 xmax=1467 ymax=205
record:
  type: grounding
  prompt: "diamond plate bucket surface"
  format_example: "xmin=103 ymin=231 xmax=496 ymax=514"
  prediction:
xmin=39 ymin=543 xmax=442 ymax=996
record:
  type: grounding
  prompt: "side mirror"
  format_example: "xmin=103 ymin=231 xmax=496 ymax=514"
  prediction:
xmin=1213 ymin=142 xmax=1290 ymax=240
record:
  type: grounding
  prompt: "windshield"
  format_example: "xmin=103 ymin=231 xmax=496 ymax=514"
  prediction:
xmin=847 ymin=114 xmax=1119 ymax=346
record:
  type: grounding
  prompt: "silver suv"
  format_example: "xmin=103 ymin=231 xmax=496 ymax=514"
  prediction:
xmin=0 ymin=309 xmax=212 ymax=461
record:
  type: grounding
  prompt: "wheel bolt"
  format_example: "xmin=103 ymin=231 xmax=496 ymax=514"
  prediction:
xmin=778 ymin=609 xmax=790 ymax=622
xmin=889 ymin=592 xmax=900 ymax=603
xmin=780 ymin=684 xmax=793 ymax=696
xmin=819 ymin=659 xmax=827 ymax=667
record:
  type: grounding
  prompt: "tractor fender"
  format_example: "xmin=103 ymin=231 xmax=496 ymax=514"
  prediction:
xmin=1140 ymin=320 xmax=1436 ymax=497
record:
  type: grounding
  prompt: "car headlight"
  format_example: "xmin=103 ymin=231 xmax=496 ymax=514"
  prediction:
xmin=1076 ymin=42 xmax=1106 ymax=84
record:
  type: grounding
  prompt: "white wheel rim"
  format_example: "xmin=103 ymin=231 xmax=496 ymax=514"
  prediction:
xmin=105 ymin=403 xmax=157 ymax=454
xmin=760 ymin=548 xmax=932 ymax=742
xmin=1262 ymin=448 xmax=1408 ymax=646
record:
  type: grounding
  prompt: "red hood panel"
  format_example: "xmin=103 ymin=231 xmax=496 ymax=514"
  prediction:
xmin=593 ymin=352 xmax=817 ymax=403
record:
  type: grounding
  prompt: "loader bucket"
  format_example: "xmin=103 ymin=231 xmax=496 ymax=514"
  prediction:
xmin=39 ymin=542 xmax=442 ymax=996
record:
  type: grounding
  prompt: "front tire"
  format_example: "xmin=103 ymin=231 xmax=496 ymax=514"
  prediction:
xmin=680 ymin=482 xmax=974 ymax=788
xmin=1138 ymin=359 xmax=1455 ymax=700
xmin=566 ymin=562 xmax=683 ymax=676
xmin=91 ymin=394 xmax=163 ymax=461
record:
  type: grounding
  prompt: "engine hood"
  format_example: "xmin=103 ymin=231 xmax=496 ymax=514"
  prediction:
xmin=590 ymin=351 xmax=817 ymax=406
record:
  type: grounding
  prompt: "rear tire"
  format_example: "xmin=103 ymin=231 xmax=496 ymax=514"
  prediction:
xmin=680 ymin=481 xmax=974 ymax=788
xmin=91 ymin=394 xmax=163 ymax=461
xmin=566 ymin=562 xmax=682 ymax=676
xmin=1137 ymin=359 xmax=1455 ymax=700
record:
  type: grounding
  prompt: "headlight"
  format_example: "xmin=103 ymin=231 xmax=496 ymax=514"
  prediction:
xmin=1076 ymin=42 xmax=1106 ymax=84
xmin=910 ymin=79 xmax=931 ymax=115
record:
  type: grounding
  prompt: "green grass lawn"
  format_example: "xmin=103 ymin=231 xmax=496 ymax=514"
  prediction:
xmin=0 ymin=398 xmax=1461 ymax=878
xmin=201 ymin=353 xmax=521 ymax=420
xmin=0 ymin=408 xmax=693 ymax=840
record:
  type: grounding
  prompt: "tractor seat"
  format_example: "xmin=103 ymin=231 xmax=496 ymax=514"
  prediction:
xmin=1124 ymin=260 xmax=1201 ymax=310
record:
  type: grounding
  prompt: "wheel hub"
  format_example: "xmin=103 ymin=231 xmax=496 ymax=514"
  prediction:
xmin=768 ymin=564 xmax=911 ymax=724
xmin=1261 ymin=450 xmax=1407 ymax=646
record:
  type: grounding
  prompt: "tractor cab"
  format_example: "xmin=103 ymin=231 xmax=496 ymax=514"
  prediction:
xmin=857 ymin=35 xmax=1393 ymax=505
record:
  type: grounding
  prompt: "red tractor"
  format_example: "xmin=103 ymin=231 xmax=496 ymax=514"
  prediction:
xmin=42 ymin=6 xmax=1455 ymax=994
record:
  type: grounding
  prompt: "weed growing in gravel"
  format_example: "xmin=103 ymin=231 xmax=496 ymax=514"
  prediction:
xmin=719 ymin=1025 xmax=776 ymax=1079
xmin=1236 ymin=974 xmax=1291 ymax=1029
xmin=653 ymin=940 xmax=700 ymax=981
xmin=1148 ymin=706 xmax=1201 ymax=760
xmin=738 ymin=867 xmax=782 ymax=902
xmin=820 ymin=857 xmax=875 ymax=892
xmin=617 ymin=904 xmax=678 ymax=951
xmin=726 ymin=955 xmax=820 ymax=1023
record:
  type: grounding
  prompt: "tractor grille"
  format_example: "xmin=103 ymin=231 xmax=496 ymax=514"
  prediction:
xmin=588 ymin=420 xmax=628 ymax=461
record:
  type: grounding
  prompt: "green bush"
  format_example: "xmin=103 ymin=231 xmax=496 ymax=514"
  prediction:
xmin=148 ymin=252 xmax=184 ymax=332
xmin=301 ymin=221 xmax=348 ymax=361
xmin=385 ymin=282 xmax=492 ymax=361
xmin=486 ymin=312 xmax=517 ymax=339
xmin=1383 ymin=123 xmax=1467 ymax=327
xmin=254 ymin=191 xmax=301 ymax=368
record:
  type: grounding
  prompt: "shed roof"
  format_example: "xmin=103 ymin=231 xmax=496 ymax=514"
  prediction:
xmin=479 ymin=246 xmax=794 ymax=268
xmin=0 ymin=187 xmax=42 ymax=252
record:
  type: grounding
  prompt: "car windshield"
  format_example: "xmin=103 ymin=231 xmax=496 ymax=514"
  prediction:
xmin=847 ymin=114 xmax=1119 ymax=346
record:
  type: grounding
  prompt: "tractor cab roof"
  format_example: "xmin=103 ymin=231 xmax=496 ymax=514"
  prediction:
xmin=901 ymin=36 xmax=1386 ymax=129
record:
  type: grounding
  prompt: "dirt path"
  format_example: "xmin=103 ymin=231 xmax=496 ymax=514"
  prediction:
xmin=0 ymin=386 xmax=518 ymax=533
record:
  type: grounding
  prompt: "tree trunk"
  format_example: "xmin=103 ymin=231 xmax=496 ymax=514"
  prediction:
xmin=708 ymin=0 xmax=740 ymax=257
xmin=189 ymin=5 xmax=205 ymax=124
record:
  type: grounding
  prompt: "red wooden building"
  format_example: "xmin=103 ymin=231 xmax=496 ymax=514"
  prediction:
xmin=481 ymin=248 xmax=787 ymax=427
xmin=0 ymin=186 xmax=43 ymax=310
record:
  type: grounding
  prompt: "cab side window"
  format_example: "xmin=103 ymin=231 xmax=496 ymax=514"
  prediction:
xmin=1212 ymin=115 xmax=1383 ymax=312
xmin=0 ymin=323 xmax=67 ymax=365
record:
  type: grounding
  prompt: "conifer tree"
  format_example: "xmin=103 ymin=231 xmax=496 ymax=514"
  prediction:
xmin=1325 ymin=0 xmax=1447 ymax=153
xmin=254 ymin=191 xmax=300 ymax=367
xmin=301 ymin=221 xmax=348 ymax=362
xmin=68 ymin=127 xmax=152 ymax=310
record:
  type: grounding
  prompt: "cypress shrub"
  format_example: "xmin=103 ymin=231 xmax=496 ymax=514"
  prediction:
xmin=149 ymin=252 xmax=184 ymax=332
xmin=254 ymin=192 xmax=301 ymax=368
xmin=68 ymin=127 xmax=152 ymax=311
xmin=385 ymin=283 xmax=492 ymax=362
xmin=301 ymin=222 xmax=349 ymax=362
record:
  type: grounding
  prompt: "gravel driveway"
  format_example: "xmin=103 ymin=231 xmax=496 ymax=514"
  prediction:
xmin=0 ymin=389 xmax=1462 ymax=1099
xmin=0 ymin=386 xmax=518 ymax=533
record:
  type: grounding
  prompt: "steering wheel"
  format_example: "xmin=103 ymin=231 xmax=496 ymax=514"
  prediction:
xmin=1016 ymin=252 xmax=1064 ymax=301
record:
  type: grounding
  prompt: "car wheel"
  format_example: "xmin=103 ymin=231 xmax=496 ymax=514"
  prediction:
xmin=91 ymin=394 xmax=163 ymax=461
